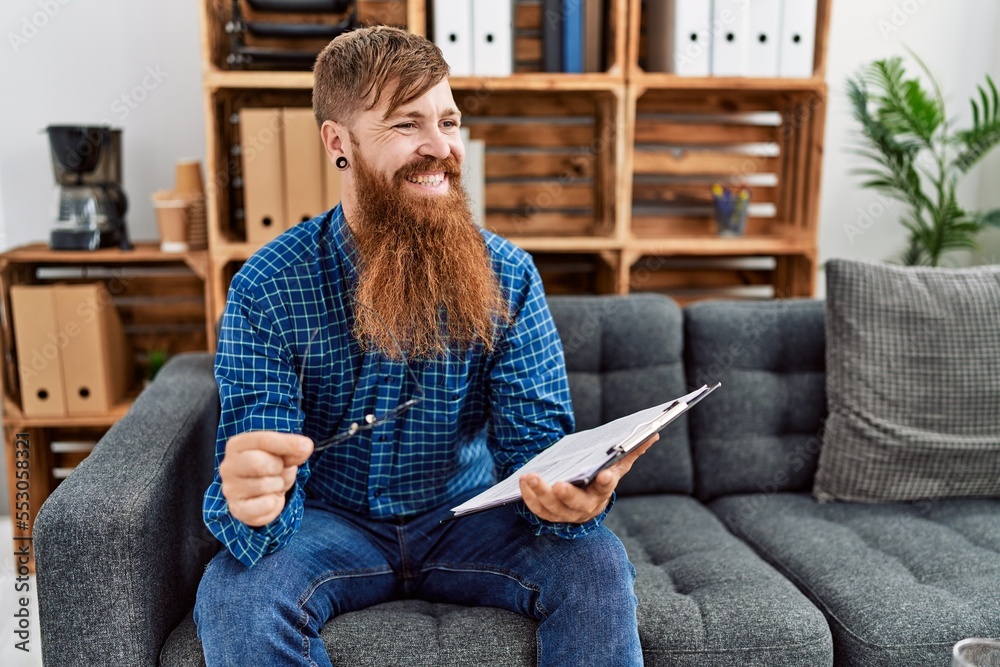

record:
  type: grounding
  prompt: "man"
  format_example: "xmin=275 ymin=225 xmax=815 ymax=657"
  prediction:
xmin=195 ymin=25 xmax=654 ymax=667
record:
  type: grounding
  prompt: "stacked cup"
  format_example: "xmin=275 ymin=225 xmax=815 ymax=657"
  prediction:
xmin=151 ymin=160 xmax=207 ymax=253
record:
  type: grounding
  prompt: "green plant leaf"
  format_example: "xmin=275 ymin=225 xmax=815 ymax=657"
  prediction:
xmin=973 ymin=208 xmax=1000 ymax=228
xmin=953 ymin=75 xmax=1000 ymax=172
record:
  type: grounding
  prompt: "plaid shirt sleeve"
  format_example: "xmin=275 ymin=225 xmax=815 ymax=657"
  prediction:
xmin=487 ymin=259 xmax=613 ymax=539
xmin=202 ymin=281 xmax=311 ymax=568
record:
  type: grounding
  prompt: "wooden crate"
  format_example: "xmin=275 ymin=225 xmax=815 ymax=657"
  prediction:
xmin=0 ymin=245 xmax=210 ymax=420
xmin=454 ymin=88 xmax=621 ymax=238
xmin=629 ymin=85 xmax=826 ymax=242
xmin=532 ymin=251 xmax=621 ymax=295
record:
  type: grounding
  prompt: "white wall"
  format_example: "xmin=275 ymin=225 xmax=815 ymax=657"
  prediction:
xmin=0 ymin=0 xmax=204 ymax=514
xmin=0 ymin=0 xmax=205 ymax=249
xmin=817 ymin=0 xmax=1000 ymax=293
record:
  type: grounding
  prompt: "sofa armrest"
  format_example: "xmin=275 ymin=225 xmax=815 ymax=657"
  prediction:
xmin=35 ymin=353 xmax=220 ymax=666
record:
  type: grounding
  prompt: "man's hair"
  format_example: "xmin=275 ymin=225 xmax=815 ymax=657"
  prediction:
xmin=313 ymin=26 xmax=450 ymax=127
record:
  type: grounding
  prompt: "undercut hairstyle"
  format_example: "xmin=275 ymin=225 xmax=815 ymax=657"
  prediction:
xmin=313 ymin=26 xmax=450 ymax=127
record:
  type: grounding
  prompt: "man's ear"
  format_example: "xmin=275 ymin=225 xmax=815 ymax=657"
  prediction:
xmin=320 ymin=120 xmax=347 ymax=162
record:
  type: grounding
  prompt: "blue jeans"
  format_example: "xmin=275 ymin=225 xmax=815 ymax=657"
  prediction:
xmin=194 ymin=490 xmax=641 ymax=666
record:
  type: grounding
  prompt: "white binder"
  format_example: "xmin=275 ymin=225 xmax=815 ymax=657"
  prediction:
xmin=471 ymin=0 xmax=513 ymax=77
xmin=779 ymin=0 xmax=817 ymax=78
xmin=712 ymin=0 xmax=750 ymax=76
xmin=433 ymin=0 xmax=473 ymax=77
xmin=748 ymin=0 xmax=782 ymax=77
xmin=648 ymin=0 xmax=712 ymax=76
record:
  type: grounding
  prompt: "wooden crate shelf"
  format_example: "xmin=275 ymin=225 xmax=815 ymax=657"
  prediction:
xmin=198 ymin=0 xmax=830 ymax=315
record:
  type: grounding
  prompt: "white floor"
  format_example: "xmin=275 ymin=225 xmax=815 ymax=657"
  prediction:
xmin=0 ymin=517 xmax=43 ymax=667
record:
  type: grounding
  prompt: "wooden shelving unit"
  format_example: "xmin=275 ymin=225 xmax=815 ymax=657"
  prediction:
xmin=198 ymin=0 xmax=830 ymax=322
xmin=0 ymin=243 xmax=211 ymax=568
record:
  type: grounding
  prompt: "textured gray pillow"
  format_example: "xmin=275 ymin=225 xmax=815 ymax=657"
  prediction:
xmin=814 ymin=259 xmax=1000 ymax=502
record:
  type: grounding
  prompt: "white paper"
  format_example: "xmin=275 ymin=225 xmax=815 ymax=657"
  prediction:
xmin=449 ymin=384 xmax=719 ymax=518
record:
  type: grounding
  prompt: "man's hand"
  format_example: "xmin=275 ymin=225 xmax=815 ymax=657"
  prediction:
xmin=519 ymin=433 xmax=658 ymax=524
xmin=219 ymin=431 xmax=314 ymax=528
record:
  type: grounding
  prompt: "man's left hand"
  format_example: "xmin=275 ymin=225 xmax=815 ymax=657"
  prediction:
xmin=519 ymin=433 xmax=659 ymax=524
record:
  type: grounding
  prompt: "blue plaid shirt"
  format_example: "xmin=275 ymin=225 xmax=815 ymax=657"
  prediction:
xmin=204 ymin=206 xmax=611 ymax=567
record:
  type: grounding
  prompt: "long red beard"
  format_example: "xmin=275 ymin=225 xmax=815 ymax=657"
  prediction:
xmin=348 ymin=148 xmax=508 ymax=360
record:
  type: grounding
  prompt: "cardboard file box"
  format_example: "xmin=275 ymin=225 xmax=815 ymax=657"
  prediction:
xmin=10 ymin=284 xmax=132 ymax=417
xmin=10 ymin=286 xmax=68 ymax=417
xmin=240 ymin=108 xmax=286 ymax=244
xmin=281 ymin=108 xmax=326 ymax=228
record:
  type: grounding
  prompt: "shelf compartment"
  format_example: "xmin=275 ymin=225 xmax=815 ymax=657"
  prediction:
xmin=627 ymin=0 xmax=830 ymax=81
xmin=454 ymin=88 xmax=622 ymax=239
xmin=627 ymin=254 xmax=778 ymax=305
xmin=0 ymin=245 xmax=210 ymax=420
xmin=628 ymin=85 xmax=826 ymax=247
xmin=201 ymin=0 xmax=414 ymax=72
xmin=532 ymin=251 xmax=622 ymax=296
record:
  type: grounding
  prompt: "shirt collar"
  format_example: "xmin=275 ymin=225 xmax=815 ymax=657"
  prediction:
xmin=328 ymin=203 xmax=361 ymax=286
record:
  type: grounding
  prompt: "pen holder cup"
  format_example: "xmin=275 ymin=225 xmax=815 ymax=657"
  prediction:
xmin=713 ymin=199 xmax=750 ymax=237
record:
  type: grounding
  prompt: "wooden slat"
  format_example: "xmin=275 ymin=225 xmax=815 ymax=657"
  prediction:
xmin=516 ymin=2 xmax=542 ymax=30
xmin=356 ymin=0 xmax=408 ymax=26
xmin=631 ymin=215 xmax=775 ymax=237
xmin=455 ymin=92 xmax=600 ymax=117
xmin=486 ymin=212 xmax=596 ymax=236
xmin=634 ymin=121 xmax=779 ymax=145
xmin=486 ymin=153 xmax=594 ymax=179
xmin=633 ymin=150 xmax=780 ymax=176
xmin=485 ymin=183 xmax=594 ymax=209
xmin=631 ymin=183 xmax=776 ymax=206
xmin=629 ymin=266 xmax=773 ymax=291
xmin=467 ymin=122 xmax=594 ymax=148
xmin=515 ymin=37 xmax=543 ymax=63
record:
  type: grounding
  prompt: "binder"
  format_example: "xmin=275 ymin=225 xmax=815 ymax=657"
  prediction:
xmin=53 ymin=284 xmax=131 ymax=416
xmin=11 ymin=286 xmax=67 ymax=417
xmin=541 ymin=0 xmax=563 ymax=72
xmin=647 ymin=0 xmax=711 ymax=76
xmin=281 ymin=108 xmax=325 ymax=228
xmin=748 ymin=0 xmax=782 ymax=77
xmin=433 ymin=0 xmax=473 ymax=77
xmin=471 ymin=0 xmax=513 ymax=77
xmin=461 ymin=127 xmax=485 ymax=227
xmin=562 ymin=0 xmax=584 ymax=73
xmin=778 ymin=0 xmax=817 ymax=78
xmin=240 ymin=108 xmax=286 ymax=244
xmin=712 ymin=0 xmax=750 ymax=76
xmin=583 ymin=0 xmax=604 ymax=73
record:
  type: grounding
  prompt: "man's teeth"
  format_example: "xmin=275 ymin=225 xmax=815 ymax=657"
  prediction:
xmin=407 ymin=174 xmax=445 ymax=186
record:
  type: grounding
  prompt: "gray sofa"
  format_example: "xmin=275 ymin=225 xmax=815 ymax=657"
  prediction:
xmin=34 ymin=294 xmax=1000 ymax=666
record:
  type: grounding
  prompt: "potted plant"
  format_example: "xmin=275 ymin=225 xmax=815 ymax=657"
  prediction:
xmin=847 ymin=54 xmax=1000 ymax=265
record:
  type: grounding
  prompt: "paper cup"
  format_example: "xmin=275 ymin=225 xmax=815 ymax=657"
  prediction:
xmin=154 ymin=199 xmax=189 ymax=253
xmin=174 ymin=160 xmax=205 ymax=196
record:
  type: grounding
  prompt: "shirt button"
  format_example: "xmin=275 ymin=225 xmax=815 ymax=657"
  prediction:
xmin=379 ymin=435 xmax=387 ymax=442
xmin=373 ymin=489 xmax=383 ymax=498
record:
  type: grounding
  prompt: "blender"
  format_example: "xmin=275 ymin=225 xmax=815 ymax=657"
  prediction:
xmin=47 ymin=125 xmax=132 ymax=251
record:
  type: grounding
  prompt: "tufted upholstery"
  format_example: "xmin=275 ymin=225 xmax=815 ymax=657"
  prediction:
xmin=683 ymin=299 xmax=827 ymax=500
xmin=548 ymin=294 xmax=692 ymax=495
xmin=711 ymin=493 xmax=1000 ymax=667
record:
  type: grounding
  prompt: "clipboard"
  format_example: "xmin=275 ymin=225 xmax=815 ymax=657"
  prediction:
xmin=445 ymin=382 xmax=721 ymax=521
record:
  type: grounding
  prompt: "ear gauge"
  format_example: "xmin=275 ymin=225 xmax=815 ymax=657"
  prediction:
xmin=336 ymin=156 xmax=349 ymax=170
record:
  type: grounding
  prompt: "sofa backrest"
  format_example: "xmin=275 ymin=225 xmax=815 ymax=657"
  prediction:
xmin=547 ymin=294 xmax=693 ymax=495
xmin=683 ymin=299 xmax=827 ymax=501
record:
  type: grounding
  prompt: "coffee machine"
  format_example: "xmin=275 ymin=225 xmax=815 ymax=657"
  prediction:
xmin=47 ymin=125 xmax=132 ymax=251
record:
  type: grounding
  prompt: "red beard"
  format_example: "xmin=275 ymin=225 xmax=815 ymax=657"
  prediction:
xmin=347 ymin=147 xmax=508 ymax=359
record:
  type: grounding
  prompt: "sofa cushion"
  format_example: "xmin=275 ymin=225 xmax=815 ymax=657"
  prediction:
xmin=162 ymin=495 xmax=833 ymax=667
xmin=683 ymin=299 xmax=826 ymax=500
xmin=711 ymin=492 xmax=1000 ymax=667
xmin=548 ymin=294 xmax=692 ymax=495
xmin=816 ymin=259 xmax=1000 ymax=502
xmin=605 ymin=496 xmax=832 ymax=666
